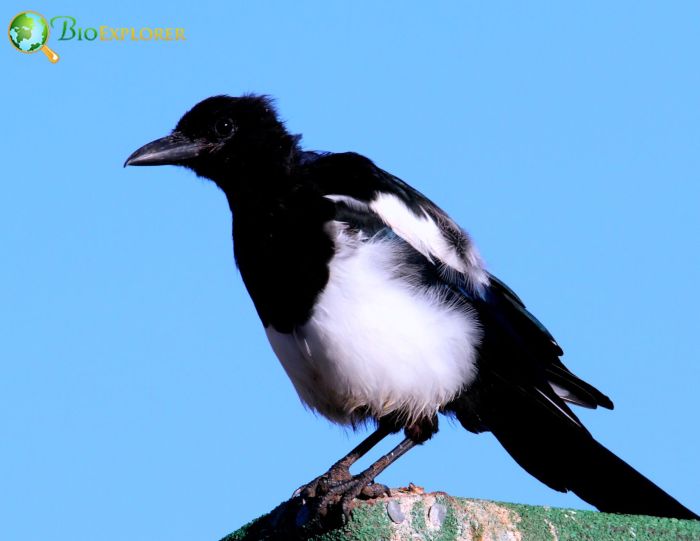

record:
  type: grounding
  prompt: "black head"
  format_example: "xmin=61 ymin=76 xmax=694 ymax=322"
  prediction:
xmin=125 ymin=94 xmax=298 ymax=188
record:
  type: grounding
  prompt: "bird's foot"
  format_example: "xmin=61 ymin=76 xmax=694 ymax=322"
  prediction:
xmin=316 ymin=476 xmax=391 ymax=523
xmin=297 ymin=469 xmax=391 ymax=524
xmin=293 ymin=463 xmax=354 ymax=499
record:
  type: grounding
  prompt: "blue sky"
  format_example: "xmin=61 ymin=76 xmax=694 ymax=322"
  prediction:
xmin=2 ymin=2 xmax=699 ymax=540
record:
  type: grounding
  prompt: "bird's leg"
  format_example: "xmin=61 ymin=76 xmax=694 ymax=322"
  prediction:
xmin=294 ymin=425 xmax=391 ymax=499
xmin=314 ymin=437 xmax=417 ymax=521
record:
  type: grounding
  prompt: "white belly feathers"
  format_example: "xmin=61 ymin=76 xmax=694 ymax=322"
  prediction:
xmin=265 ymin=222 xmax=482 ymax=426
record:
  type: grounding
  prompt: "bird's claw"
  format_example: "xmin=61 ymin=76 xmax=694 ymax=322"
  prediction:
xmin=359 ymin=482 xmax=392 ymax=500
xmin=293 ymin=464 xmax=353 ymax=499
xmin=303 ymin=476 xmax=391 ymax=524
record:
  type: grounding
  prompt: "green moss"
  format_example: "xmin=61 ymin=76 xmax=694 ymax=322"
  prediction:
xmin=219 ymin=515 xmax=263 ymax=541
xmin=432 ymin=496 xmax=461 ymax=541
xmin=503 ymin=503 xmax=700 ymax=541
xmin=221 ymin=495 xmax=700 ymax=541
xmin=411 ymin=498 xmax=427 ymax=532
xmin=307 ymin=501 xmax=393 ymax=541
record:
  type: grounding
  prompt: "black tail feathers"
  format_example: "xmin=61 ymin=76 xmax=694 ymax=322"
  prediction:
xmin=459 ymin=390 xmax=698 ymax=520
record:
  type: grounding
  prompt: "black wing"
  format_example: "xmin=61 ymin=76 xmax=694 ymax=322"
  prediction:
xmin=483 ymin=273 xmax=614 ymax=411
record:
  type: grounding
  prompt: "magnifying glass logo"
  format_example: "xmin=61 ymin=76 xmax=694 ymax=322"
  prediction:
xmin=8 ymin=11 xmax=59 ymax=63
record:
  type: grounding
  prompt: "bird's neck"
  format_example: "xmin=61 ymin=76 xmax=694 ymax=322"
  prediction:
xmin=217 ymin=134 xmax=302 ymax=205
xmin=223 ymin=168 xmax=293 ymax=217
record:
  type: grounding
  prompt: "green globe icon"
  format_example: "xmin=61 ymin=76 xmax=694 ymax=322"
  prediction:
xmin=8 ymin=11 xmax=59 ymax=63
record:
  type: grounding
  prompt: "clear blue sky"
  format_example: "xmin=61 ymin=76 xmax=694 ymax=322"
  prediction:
xmin=2 ymin=2 xmax=699 ymax=540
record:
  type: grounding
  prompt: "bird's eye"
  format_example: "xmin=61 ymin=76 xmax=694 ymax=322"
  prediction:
xmin=214 ymin=118 xmax=235 ymax=137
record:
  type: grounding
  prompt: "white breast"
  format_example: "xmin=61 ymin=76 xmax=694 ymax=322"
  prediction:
xmin=266 ymin=223 xmax=481 ymax=426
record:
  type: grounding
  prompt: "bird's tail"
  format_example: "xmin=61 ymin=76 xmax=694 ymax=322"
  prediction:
xmin=463 ymin=390 xmax=699 ymax=520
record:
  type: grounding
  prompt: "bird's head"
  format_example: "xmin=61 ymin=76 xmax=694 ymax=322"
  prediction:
xmin=125 ymin=94 xmax=298 ymax=190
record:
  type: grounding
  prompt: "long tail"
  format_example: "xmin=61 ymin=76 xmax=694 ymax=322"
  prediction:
xmin=461 ymin=388 xmax=699 ymax=520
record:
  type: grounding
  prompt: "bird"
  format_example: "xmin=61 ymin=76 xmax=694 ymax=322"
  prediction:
xmin=125 ymin=94 xmax=698 ymax=522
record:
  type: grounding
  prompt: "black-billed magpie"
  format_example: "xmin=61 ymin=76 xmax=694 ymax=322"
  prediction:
xmin=125 ymin=94 xmax=698 ymax=521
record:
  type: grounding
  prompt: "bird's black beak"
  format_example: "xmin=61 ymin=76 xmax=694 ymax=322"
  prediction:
xmin=124 ymin=134 xmax=209 ymax=167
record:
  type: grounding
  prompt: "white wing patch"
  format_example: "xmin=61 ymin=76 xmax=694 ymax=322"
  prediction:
xmin=326 ymin=192 xmax=489 ymax=291
xmin=370 ymin=192 xmax=468 ymax=272
xmin=324 ymin=194 xmax=370 ymax=212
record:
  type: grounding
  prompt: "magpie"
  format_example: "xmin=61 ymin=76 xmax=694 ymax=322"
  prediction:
xmin=125 ymin=94 xmax=698 ymax=521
